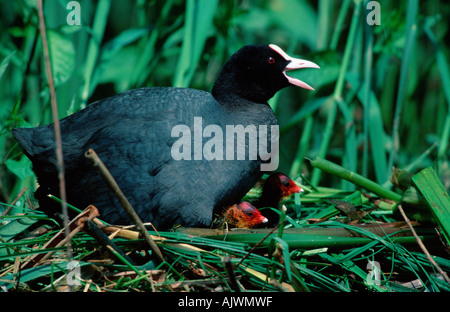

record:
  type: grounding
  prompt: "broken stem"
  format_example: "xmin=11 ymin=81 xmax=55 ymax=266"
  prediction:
xmin=37 ymin=0 xmax=72 ymax=267
xmin=396 ymin=204 xmax=450 ymax=285
xmin=2 ymin=187 xmax=27 ymax=216
xmin=222 ymin=255 xmax=241 ymax=292
xmin=85 ymin=148 xmax=166 ymax=264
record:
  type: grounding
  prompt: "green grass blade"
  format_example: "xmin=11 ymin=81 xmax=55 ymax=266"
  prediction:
xmin=311 ymin=0 xmax=361 ymax=186
xmin=47 ymin=30 xmax=75 ymax=88
xmin=336 ymin=94 xmax=357 ymax=190
xmin=309 ymin=157 xmax=402 ymax=202
xmin=173 ymin=0 xmax=218 ymax=87
xmin=316 ymin=0 xmax=330 ymax=50
xmin=387 ymin=0 xmax=418 ymax=171
xmin=362 ymin=19 xmax=374 ymax=178
xmin=289 ymin=115 xmax=313 ymax=178
xmin=329 ymin=0 xmax=351 ymax=50
xmin=346 ymin=73 xmax=388 ymax=184
xmin=271 ymin=237 xmax=292 ymax=282
xmin=0 ymin=51 xmax=15 ymax=81
xmin=293 ymin=261 xmax=351 ymax=292
xmin=424 ymin=21 xmax=450 ymax=163
xmin=80 ymin=0 xmax=111 ymax=106
xmin=411 ymin=167 xmax=450 ymax=245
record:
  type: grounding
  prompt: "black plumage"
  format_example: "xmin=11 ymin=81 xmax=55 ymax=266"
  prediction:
xmin=12 ymin=44 xmax=318 ymax=229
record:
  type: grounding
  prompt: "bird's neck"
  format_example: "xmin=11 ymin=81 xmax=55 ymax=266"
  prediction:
xmin=253 ymin=189 xmax=282 ymax=208
xmin=212 ymin=71 xmax=274 ymax=105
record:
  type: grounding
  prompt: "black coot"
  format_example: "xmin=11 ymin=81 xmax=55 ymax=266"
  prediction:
xmin=12 ymin=44 xmax=318 ymax=229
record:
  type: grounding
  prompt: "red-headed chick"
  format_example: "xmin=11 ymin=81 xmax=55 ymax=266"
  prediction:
xmin=224 ymin=201 xmax=268 ymax=229
xmin=253 ymin=172 xmax=303 ymax=227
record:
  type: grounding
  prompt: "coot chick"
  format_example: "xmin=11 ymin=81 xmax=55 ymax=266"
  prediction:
xmin=252 ymin=172 xmax=303 ymax=227
xmin=12 ymin=44 xmax=318 ymax=230
xmin=223 ymin=201 xmax=268 ymax=229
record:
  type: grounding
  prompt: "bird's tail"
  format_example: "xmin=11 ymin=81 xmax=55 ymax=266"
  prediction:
xmin=11 ymin=127 xmax=36 ymax=158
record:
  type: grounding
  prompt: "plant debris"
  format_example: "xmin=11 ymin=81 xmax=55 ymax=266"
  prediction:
xmin=1 ymin=163 xmax=449 ymax=292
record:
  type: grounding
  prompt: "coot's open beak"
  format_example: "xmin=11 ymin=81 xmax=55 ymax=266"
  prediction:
xmin=269 ymin=44 xmax=320 ymax=90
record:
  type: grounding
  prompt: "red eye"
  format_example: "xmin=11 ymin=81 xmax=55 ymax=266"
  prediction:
xmin=268 ymin=57 xmax=275 ymax=64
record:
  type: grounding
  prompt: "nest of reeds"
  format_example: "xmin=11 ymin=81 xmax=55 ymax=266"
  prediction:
xmin=1 ymin=157 xmax=449 ymax=293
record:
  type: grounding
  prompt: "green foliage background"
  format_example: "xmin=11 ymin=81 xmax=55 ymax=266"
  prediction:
xmin=0 ymin=0 xmax=449 ymax=204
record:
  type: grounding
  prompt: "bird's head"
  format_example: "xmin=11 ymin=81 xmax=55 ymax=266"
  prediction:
xmin=224 ymin=201 xmax=268 ymax=228
xmin=265 ymin=172 xmax=303 ymax=199
xmin=213 ymin=44 xmax=319 ymax=103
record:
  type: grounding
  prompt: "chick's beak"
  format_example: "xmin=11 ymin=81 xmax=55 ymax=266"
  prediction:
xmin=269 ymin=44 xmax=320 ymax=90
xmin=292 ymin=184 xmax=304 ymax=194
